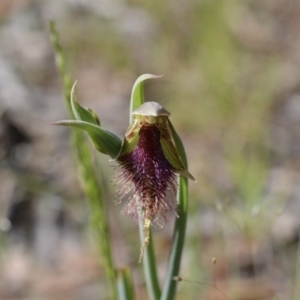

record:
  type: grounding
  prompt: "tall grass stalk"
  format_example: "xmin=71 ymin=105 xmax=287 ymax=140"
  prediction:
xmin=49 ymin=21 xmax=117 ymax=300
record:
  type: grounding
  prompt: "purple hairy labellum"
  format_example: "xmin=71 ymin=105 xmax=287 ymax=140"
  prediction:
xmin=117 ymin=124 xmax=177 ymax=225
xmin=115 ymin=102 xmax=194 ymax=261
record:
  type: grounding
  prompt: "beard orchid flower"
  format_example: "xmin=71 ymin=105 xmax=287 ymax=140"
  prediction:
xmin=54 ymin=76 xmax=195 ymax=261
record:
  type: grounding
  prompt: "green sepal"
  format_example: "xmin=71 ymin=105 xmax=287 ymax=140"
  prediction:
xmin=116 ymin=119 xmax=140 ymax=159
xmin=160 ymin=138 xmax=195 ymax=181
xmin=130 ymin=74 xmax=162 ymax=122
xmin=86 ymin=108 xmax=101 ymax=126
xmin=162 ymin=120 xmax=195 ymax=181
xmin=54 ymin=120 xmax=122 ymax=158
xmin=70 ymin=81 xmax=101 ymax=126
xmin=118 ymin=74 xmax=162 ymax=159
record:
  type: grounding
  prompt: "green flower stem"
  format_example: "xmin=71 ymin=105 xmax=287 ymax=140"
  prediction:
xmin=130 ymin=75 xmax=161 ymax=300
xmin=116 ymin=268 xmax=135 ymax=300
xmin=139 ymin=228 xmax=161 ymax=300
xmin=160 ymin=121 xmax=189 ymax=300
xmin=49 ymin=21 xmax=117 ymax=300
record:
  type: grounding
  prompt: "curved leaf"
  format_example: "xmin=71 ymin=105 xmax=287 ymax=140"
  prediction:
xmin=54 ymin=120 xmax=122 ymax=158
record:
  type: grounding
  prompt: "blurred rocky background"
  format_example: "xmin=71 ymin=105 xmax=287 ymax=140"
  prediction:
xmin=1 ymin=0 xmax=300 ymax=299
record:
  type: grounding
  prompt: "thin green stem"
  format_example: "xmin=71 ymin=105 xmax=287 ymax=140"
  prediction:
xmin=139 ymin=227 xmax=161 ymax=300
xmin=116 ymin=267 xmax=135 ymax=300
xmin=160 ymin=120 xmax=189 ymax=300
xmin=160 ymin=176 xmax=188 ymax=300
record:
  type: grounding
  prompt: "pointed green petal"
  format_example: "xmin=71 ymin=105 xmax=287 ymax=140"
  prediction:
xmin=86 ymin=108 xmax=101 ymax=126
xmin=165 ymin=119 xmax=195 ymax=180
xmin=160 ymin=138 xmax=195 ymax=181
xmin=54 ymin=120 xmax=122 ymax=158
xmin=70 ymin=81 xmax=101 ymax=125
xmin=119 ymin=74 xmax=163 ymax=159
xmin=159 ymin=119 xmax=195 ymax=181
xmin=130 ymin=74 xmax=162 ymax=122
xmin=117 ymin=119 xmax=140 ymax=159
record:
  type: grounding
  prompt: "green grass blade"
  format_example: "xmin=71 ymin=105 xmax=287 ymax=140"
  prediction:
xmin=48 ymin=21 xmax=73 ymax=115
xmin=49 ymin=21 xmax=117 ymax=300
xmin=160 ymin=120 xmax=189 ymax=300
xmin=116 ymin=268 xmax=135 ymax=300
xmin=130 ymin=74 xmax=161 ymax=300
